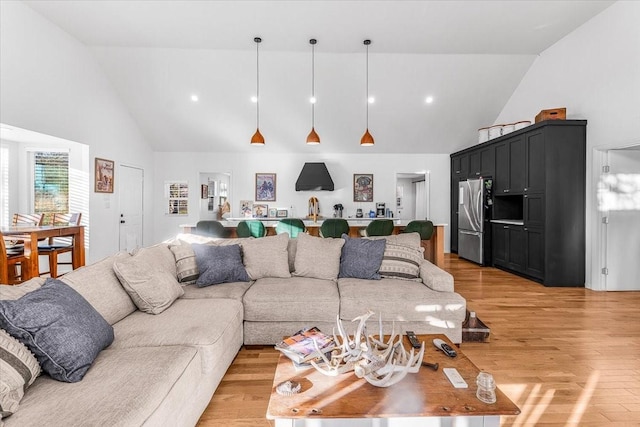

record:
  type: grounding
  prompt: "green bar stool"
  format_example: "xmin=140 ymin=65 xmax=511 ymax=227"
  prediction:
xmin=320 ymin=218 xmax=350 ymax=238
xmin=237 ymin=220 xmax=266 ymax=238
xmin=195 ymin=220 xmax=229 ymax=238
xmin=275 ymin=218 xmax=306 ymax=238
xmin=402 ymin=220 xmax=434 ymax=240
xmin=363 ymin=219 xmax=394 ymax=236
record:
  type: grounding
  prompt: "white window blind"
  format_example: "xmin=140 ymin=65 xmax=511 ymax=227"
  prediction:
xmin=34 ymin=151 xmax=69 ymax=215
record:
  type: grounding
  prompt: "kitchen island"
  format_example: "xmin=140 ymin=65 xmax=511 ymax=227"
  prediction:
xmin=179 ymin=219 xmax=446 ymax=267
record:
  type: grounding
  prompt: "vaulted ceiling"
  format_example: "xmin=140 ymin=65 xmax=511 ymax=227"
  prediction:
xmin=24 ymin=1 xmax=614 ymax=154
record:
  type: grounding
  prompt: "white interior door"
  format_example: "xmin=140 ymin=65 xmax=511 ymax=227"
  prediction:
xmin=600 ymin=147 xmax=640 ymax=291
xmin=119 ymin=165 xmax=144 ymax=252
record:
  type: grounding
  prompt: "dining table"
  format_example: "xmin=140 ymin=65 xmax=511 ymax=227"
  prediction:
xmin=1 ymin=225 xmax=86 ymax=281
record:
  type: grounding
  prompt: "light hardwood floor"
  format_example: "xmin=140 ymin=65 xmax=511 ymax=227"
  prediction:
xmin=197 ymin=254 xmax=640 ymax=426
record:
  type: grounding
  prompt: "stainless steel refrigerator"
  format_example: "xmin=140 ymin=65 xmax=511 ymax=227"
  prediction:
xmin=458 ymin=178 xmax=493 ymax=265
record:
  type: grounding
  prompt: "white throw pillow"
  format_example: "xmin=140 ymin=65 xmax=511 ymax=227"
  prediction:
xmin=240 ymin=233 xmax=291 ymax=280
xmin=0 ymin=328 xmax=41 ymax=417
xmin=293 ymin=233 xmax=345 ymax=280
xmin=113 ymin=257 xmax=184 ymax=314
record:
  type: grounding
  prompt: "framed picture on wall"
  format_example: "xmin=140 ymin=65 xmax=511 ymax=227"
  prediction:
xmin=253 ymin=204 xmax=268 ymax=218
xmin=240 ymin=200 xmax=253 ymax=218
xmin=268 ymin=207 xmax=278 ymax=218
xmin=95 ymin=158 xmax=114 ymax=193
xmin=255 ymin=173 xmax=276 ymax=202
xmin=353 ymin=173 xmax=373 ymax=202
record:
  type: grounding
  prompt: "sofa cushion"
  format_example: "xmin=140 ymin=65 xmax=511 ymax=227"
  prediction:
xmin=367 ymin=232 xmax=422 ymax=249
xmin=420 ymin=260 xmax=455 ymax=292
xmin=339 ymin=234 xmax=385 ymax=280
xmin=113 ymin=256 xmax=184 ymax=315
xmin=243 ymin=277 xmax=340 ymax=322
xmin=0 ymin=278 xmax=45 ymax=300
xmin=0 ymin=279 xmax=114 ymax=383
xmin=169 ymin=240 xmax=199 ymax=283
xmin=293 ymin=233 xmax=344 ymax=280
xmin=6 ymin=346 xmax=200 ymax=427
xmin=192 ymin=243 xmax=250 ymax=286
xmin=240 ymin=233 xmax=291 ymax=280
xmin=338 ymin=277 xmax=466 ymax=324
xmin=181 ymin=281 xmax=253 ymax=301
xmin=111 ymin=298 xmax=243 ymax=375
xmin=378 ymin=243 xmax=424 ymax=281
xmin=0 ymin=329 xmax=41 ymax=418
xmin=130 ymin=243 xmax=177 ymax=278
xmin=60 ymin=252 xmax=136 ymax=325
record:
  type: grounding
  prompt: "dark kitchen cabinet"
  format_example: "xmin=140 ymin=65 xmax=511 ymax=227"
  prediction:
xmin=453 ymin=120 xmax=586 ymax=286
xmin=494 ymin=135 xmax=525 ymax=194
xmin=469 ymin=145 xmax=495 ymax=178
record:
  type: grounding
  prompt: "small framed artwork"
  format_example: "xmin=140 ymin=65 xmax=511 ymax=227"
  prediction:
xmin=253 ymin=204 xmax=268 ymax=218
xmin=256 ymin=173 xmax=276 ymax=202
xmin=354 ymin=173 xmax=373 ymax=202
xmin=240 ymin=200 xmax=253 ymax=218
xmin=95 ymin=158 xmax=114 ymax=193
xmin=276 ymin=209 xmax=288 ymax=218
xmin=268 ymin=207 xmax=278 ymax=218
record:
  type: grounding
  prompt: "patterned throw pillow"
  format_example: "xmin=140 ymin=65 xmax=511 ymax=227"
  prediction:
xmin=169 ymin=240 xmax=199 ymax=283
xmin=0 ymin=329 xmax=41 ymax=419
xmin=379 ymin=243 xmax=424 ymax=281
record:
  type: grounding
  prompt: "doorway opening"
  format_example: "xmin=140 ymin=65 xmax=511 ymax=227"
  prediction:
xmin=395 ymin=172 xmax=429 ymax=220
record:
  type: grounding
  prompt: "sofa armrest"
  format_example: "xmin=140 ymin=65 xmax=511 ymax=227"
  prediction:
xmin=419 ymin=260 xmax=454 ymax=293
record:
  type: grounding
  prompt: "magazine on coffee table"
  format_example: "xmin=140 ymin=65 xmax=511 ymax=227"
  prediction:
xmin=275 ymin=326 xmax=335 ymax=364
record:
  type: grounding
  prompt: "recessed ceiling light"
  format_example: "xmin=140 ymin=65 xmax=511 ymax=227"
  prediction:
xmin=309 ymin=96 xmax=317 ymax=104
xmin=368 ymin=96 xmax=375 ymax=104
xmin=425 ymin=96 xmax=434 ymax=104
xmin=191 ymin=95 xmax=199 ymax=102
xmin=250 ymin=96 xmax=258 ymax=103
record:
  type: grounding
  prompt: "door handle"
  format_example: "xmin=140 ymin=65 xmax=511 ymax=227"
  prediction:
xmin=120 ymin=220 xmax=126 ymax=224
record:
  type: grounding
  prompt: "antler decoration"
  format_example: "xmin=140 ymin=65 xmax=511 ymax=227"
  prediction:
xmin=310 ymin=311 xmax=424 ymax=387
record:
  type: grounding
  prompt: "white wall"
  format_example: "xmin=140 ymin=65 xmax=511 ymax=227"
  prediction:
xmin=0 ymin=2 xmax=155 ymax=261
xmin=493 ymin=1 xmax=640 ymax=289
xmin=153 ymin=152 xmax=451 ymax=248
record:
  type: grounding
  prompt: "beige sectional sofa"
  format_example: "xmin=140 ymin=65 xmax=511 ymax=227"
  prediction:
xmin=0 ymin=232 xmax=465 ymax=426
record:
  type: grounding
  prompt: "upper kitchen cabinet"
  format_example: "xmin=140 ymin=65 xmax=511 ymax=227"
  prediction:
xmin=494 ymin=135 xmax=525 ymax=194
xmin=469 ymin=145 xmax=495 ymax=178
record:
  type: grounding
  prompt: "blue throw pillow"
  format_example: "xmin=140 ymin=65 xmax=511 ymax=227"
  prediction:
xmin=339 ymin=234 xmax=386 ymax=280
xmin=0 ymin=278 xmax=114 ymax=383
xmin=192 ymin=244 xmax=250 ymax=287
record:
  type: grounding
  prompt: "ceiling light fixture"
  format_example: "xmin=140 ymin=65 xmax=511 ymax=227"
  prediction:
xmin=306 ymin=38 xmax=320 ymax=145
xmin=191 ymin=95 xmax=199 ymax=102
xmin=425 ymin=96 xmax=434 ymax=104
xmin=361 ymin=39 xmax=374 ymax=147
xmin=250 ymin=37 xmax=265 ymax=145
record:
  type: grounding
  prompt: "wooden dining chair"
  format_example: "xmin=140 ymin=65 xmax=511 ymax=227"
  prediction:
xmin=12 ymin=213 xmax=45 ymax=226
xmin=38 ymin=212 xmax=82 ymax=278
xmin=1 ymin=234 xmax=32 ymax=285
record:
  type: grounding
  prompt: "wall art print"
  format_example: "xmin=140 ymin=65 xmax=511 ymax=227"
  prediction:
xmin=95 ymin=158 xmax=114 ymax=193
xmin=353 ymin=173 xmax=373 ymax=202
xmin=255 ymin=173 xmax=276 ymax=202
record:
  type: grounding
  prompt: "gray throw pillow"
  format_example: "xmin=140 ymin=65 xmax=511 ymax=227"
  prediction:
xmin=379 ymin=243 xmax=424 ymax=281
xmin=0 ymin=279 xmax=114 ymax=383
xmin=192 ymin=244 xmax=250 ymax=287
xmin=240 ymin=233 xmax=291 ymax=280
xmin=293 ymin=233 xmax=345 ymax=280
xmin=339 ymin=234 xmax=386 ymax=280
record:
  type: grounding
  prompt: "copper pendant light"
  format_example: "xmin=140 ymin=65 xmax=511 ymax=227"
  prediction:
xmin=306 ymin=39 xmax=320 ymax=145
xmin=250 ymin=37 xmax=265 ymax=145
xmin=360 ymin=39 xmax=374 ymax=146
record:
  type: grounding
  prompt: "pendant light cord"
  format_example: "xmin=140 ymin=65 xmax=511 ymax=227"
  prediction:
xmin=311 ymin=40 xmax=316 ymax=126
xmin=256 ymin=39 xmax=260 ymax=129
xmin=365 ymin=42 xmax=369 ymax=128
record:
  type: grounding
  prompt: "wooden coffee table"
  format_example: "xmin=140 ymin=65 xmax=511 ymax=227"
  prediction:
xmin=267 ymin=334 xmax=519 ymax=426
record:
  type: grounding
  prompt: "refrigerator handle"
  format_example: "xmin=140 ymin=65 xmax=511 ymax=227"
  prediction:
xmin=460 ymin=230 xmax=480 ymax=236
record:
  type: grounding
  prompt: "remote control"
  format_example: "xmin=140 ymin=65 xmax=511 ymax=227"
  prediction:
xmin=443 ymin=368 xmax=468 ymax=388
xmin=405 ymin=331 xmax=421 ymax=349
xmin=433 ymin=339 xmax=457 ymax=357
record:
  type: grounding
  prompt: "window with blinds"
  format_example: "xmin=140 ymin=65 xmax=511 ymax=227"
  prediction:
xmin=34 ymin=151 xmax=69 ymax=219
